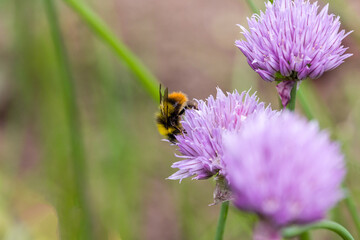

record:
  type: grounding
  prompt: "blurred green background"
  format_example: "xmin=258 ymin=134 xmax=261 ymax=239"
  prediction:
xmin=0 ymin=0 xmax=359 ymax=239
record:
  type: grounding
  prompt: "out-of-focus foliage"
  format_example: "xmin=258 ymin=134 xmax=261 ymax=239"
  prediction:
xmin=0 ymin=0 xmax=359 ymax=239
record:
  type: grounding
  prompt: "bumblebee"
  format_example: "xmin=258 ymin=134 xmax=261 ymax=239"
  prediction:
xmin=156 ymin=85 xmax=197 ymax=142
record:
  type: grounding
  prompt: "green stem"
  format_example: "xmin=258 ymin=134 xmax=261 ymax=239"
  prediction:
xmin=344 ymin=188 xmax=360 ymax=237
xmin=299 ymin=231 xmax=311 ymax=240
xmin=283 ymin=220 xmax=355 ymax=240
xmin=43 ymin=0 xmax=93 ymax=239
xmin=215 ymin=201 xmax=229 ymax=240
xmin=63 ymin=0 xmax=159 ymax=101
xmin=286 ymin=83 xmax=297 ymax=111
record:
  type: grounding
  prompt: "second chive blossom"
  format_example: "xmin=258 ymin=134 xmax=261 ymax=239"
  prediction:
xmin=167 ymin=88 xmax=275 ymax=182
xmin=235 ymin=0 xmax=352 ymax=107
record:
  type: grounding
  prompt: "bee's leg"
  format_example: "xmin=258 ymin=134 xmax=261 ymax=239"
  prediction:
xmin=168 ymin=134 xmax=177 ymax=143
xmin=172 ymin=125 xmax=182 ymax=134
xmin=179 ymin=108 xmax=185 ymax=115
xmin=185 ymin=100 xmax=198 ymax=110
xmin=174 ymin=125 xmax=188 ymax=138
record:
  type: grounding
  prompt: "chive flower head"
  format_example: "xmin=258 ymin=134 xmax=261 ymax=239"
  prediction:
xmin=235 ymin=0 xmax=352 ymax=106
xmin=167 ymin=88 xmax=273 ymax=181
xmin=236 ymin=0 xmax=352 ymax=81
xmin=224 ymin=111 xmax=345 ymax=227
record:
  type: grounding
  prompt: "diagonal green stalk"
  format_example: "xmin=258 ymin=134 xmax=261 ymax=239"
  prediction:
xmin=215 ymin=201 xmax=229 ymax=240
xmin=62 ymin=0 xmax=159 ymax=101
xmin=283 ymin=220 xmax=355 ymax=240
xmin=43 ymin=0 xmax=93 ymax=239
xmin=297 ymin=88 xmax=314 ymax=119
xmin=297 ymin=81 xmax=333 ymax=127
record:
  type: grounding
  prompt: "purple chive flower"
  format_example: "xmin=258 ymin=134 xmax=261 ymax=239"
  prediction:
xmin=167 ymin=88 xmax=274 ymax=182
xmin=236 ymin=0 xmax=352 ymax=107
xmin=224 ymin=111 xmax=345 ymax=236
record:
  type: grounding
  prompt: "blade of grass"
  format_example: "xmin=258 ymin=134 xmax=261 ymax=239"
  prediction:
xmin=297 ymin=88 xmax=314 ymax=119
xmin=92 ymin=43 xmax=138 ymax=239
xmin=297 ymin=81 xmax=334 ymax=128
xmin=62 ymin=0 xmax=159 ymax=101
xmin=43 ymin=0 xmax=93 ymax=239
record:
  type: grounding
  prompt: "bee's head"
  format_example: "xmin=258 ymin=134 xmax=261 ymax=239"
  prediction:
xmin=168 ymin=92 xmax=188 ymax=106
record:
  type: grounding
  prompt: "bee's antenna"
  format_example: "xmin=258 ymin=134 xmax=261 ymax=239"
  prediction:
xmin=164 ymin=87 xmax=168 ymax=99
xmin=159 ymin=84 xmax=162 ymax=104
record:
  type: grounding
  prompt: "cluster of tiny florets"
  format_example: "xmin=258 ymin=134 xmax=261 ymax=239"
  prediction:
xmin=167 ymin=88 xmax=273 ymax=181
xmin=236 ymin=0 xmax=352 ymax=82
xmin=223 ymin=111 xmax=345 ymax=226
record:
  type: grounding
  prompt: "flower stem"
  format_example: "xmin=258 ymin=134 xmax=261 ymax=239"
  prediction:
xmin=286 ymin=83 xmax=297 ymax=111
xmin=43 ymin=0 xmax=93 ymax=238
xmin=62 ymin=0 xmax=159 ymax=101
xmin=282 ymin=220 xmax=355 ymax=240
xmin=215 ymin=201 xmax=229 ymax=240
